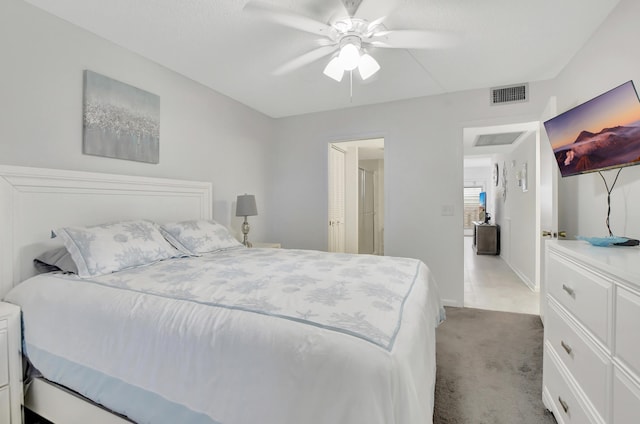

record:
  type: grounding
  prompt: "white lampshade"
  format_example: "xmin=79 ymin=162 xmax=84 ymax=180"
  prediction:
xmin=358 ymin=53 xmax=380 ymax=80
xmin=338 ymin=43 xmax=360 ymax=71
xmin=323 ymin=57 xmax=345 ymax=82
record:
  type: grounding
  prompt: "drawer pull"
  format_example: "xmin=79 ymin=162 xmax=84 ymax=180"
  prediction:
xmin=560 ymin=340 xmax=573 ymax=355
xmin=562 ymin=284 xmax=575 ymax=297
xmin=558 ymin=396 xmax=569 ymax=414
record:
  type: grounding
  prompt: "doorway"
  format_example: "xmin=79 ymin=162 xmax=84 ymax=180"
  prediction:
xmin=328 ymin=138 xmax=384 ymax=254
xmin=462 ymin=122 xmax=540 ymax=314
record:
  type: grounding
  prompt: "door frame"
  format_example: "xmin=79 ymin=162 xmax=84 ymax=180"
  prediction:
xmin=328 ymin=138 xmax=385 ymax=254
xmin=462 ymin=106 xmax=558 ymax=318
xmin=536 ymin=96 xmax=558 ymax=323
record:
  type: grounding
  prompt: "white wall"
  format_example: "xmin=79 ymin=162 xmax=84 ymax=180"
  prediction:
xmin=552 ymin=0 xmax=640 ymax=240
xmin=494 ymin=134 xmax=537 ymax=289
xmin=270 ymin=85 xmax=554 ymax=306
xmin=0 ymin=0 xmax=273 ymax=241
xmin=360 ymin=159 xmax=385 ymax=254
xmin=463 ymin=167 xmax=490 ymax=191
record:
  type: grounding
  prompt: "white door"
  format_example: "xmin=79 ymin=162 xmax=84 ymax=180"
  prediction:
xmin=537 ymin=96 xmax=558 ymax=323
xmin=328 ymin=145 xmax=346 ymax=253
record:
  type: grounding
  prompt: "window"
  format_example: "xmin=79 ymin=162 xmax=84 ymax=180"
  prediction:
xmin=463 ymin=186 xmax=483 ymax=229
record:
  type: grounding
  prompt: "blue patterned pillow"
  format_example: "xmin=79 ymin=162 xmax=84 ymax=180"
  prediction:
xmin=160 ymin=220 xmax=244 ymax=255
xmin=54 ymin=220 xmax=181 ymax=278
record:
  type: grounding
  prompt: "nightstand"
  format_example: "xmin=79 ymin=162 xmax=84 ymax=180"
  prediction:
xmin=0 ymin=302 xmax=22 ymax=424
xmin=252 ymin=242 xmax=281 ymax=248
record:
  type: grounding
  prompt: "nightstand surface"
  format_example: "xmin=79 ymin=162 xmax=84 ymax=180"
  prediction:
xmin=252 ymin=242 xmax=281 ymax=248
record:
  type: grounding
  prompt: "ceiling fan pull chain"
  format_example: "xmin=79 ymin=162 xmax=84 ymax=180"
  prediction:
xmin=350 ymin=70 xmax=353 ymax=102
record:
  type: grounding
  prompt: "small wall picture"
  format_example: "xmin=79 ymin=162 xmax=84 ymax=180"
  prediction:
xmin=83 ymin=70 xmax=160 ymax=164
xmin=518 ymin=162 xmax=528 ymax=192
xmin=501 ymin=161 xmax=508 ymax=201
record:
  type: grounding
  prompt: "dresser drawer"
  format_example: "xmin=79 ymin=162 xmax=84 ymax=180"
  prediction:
xmin=0 ymin=328 xmax=8 ymax=388
xmin=543 ymin=347 xmax=598 ymax=424
xmin=547 ymin=253 xmax=612 ymax=345
xmin=545 ymin=302 xmax=609 ymax=418
xmin=612 ymin=366 xmax=640 ymax=424
xmin=615 ymin=286 xmax=640 ymax=377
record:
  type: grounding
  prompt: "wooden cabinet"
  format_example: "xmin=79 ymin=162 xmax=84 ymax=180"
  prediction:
xmin=543 ymin=240 xmax=640 ymax=424
xmin=0 ymin=302 xmax=22 ymax=423
xmin=472 ymin=222 xmax=499 ymax=255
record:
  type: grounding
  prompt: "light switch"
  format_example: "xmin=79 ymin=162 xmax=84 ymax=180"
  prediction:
xmin=441 ymin=205 xmax=454 ymax=216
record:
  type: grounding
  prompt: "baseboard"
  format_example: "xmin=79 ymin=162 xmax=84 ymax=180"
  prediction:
xmin=502 ymin=258 xmax=538 ymax=292
xmin=442 ymin=298 xmax=462 ymax=307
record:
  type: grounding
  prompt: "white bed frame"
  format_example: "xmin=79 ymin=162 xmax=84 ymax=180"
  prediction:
xmin=0 ymin=165 xmax=213 ymax=424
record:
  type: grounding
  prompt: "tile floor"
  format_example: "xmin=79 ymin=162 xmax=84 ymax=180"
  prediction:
xmin=464 ymin=236 xmax=540 ymax=315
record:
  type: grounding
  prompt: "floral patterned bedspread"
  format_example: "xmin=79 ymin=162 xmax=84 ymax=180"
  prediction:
xmin=65 ymin=248 xmax=427 ymax=350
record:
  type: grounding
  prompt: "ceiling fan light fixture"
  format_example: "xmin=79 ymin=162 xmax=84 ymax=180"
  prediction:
xmin=338 ymin=43 xmax=361 ymax=71
xmin=323 ymin=57 xmax=345 ymax=82
xmin=358 ymin=53 xmax=380 ymax=80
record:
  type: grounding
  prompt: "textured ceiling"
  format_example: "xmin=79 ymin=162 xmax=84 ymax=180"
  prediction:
xmin=24 ymin=0 xmax=620 ymax=118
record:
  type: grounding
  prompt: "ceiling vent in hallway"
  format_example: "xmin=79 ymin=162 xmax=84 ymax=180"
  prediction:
xmin=490 ymin=83 xmax=528 ymax=105
xmin=474 ymin=132 xmax=525 ymax=147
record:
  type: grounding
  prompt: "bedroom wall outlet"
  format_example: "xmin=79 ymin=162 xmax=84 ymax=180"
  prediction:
xmin=441 ymin=205 xmax=454 ymax=216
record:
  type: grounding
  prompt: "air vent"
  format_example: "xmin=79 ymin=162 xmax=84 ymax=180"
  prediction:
xmin=491 ymin=83 xmax=528 ymax=105
xmin=474 ymin=132 xmax=525 ymax=147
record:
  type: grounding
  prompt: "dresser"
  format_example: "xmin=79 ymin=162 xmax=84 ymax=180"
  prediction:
xmin=0 ymin=302 xmax=22 ymax=423
xmin=543 ymin=240 xmax=640 ymax=424
xmin=472 ymin=222 xmax=499 ymax=255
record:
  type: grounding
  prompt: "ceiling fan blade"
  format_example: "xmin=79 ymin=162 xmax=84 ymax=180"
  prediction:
xmin=273 ymin=45 xmax=338 ymax=76
xmin=353 ymin=0 xmax=400 ymax=21
xmin=365 ymin=15 xmax=386 ymax=35
xmin=369 ymin=30 xmax=457 ymax=49
xmin=327 ymin=0 xmax=351 ymax=24
xmin=244 ymin=1 xmax=334 ymax=37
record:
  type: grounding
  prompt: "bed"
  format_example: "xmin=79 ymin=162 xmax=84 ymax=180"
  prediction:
xmin=0 ymin=165 xmax=444 ymax=424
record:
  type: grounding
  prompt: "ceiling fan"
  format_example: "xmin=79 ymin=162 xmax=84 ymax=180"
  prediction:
xmin=244 ymin=0 xmax=453 ymax=82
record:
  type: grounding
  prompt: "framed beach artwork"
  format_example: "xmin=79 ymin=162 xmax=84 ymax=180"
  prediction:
xmin=83 ymin=70 xmax=160 ymax=164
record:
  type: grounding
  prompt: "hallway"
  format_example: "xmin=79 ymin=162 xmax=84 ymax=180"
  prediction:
xmin=464 ymin=236 xmax=539 ymax=315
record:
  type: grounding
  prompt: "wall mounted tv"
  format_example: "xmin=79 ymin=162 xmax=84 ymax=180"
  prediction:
xmin=543 ymin=80 xmax=640 ymax=177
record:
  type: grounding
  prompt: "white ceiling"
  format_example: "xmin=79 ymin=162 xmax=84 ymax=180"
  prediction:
xmin=24 ymin=0 xmax=620 ymax=118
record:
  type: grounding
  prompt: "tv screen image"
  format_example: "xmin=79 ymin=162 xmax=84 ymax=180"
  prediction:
xmin=543 ymin=80 xmax=640 ymax=177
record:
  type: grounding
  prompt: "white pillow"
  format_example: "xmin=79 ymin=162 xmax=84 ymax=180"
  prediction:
xmin=160 ymin=220 xmax=244 ymax=255
xmin=54 ymin=220 xmax=181 ymax=278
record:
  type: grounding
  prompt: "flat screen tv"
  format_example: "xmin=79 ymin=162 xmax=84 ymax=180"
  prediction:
xmin=543 ymin=80 xmax=640 ymax=177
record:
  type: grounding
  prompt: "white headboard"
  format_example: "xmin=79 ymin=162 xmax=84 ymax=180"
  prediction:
xmin=0 ymin=165 xmax=212 ymax=297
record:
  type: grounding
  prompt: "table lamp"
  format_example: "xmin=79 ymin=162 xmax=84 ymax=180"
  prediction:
xmin=235 ymin=194 xmax=257 ymax=247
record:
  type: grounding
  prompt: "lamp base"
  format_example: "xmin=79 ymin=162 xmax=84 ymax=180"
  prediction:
xmin=241 ymin=218 xmax=252 ymax=247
